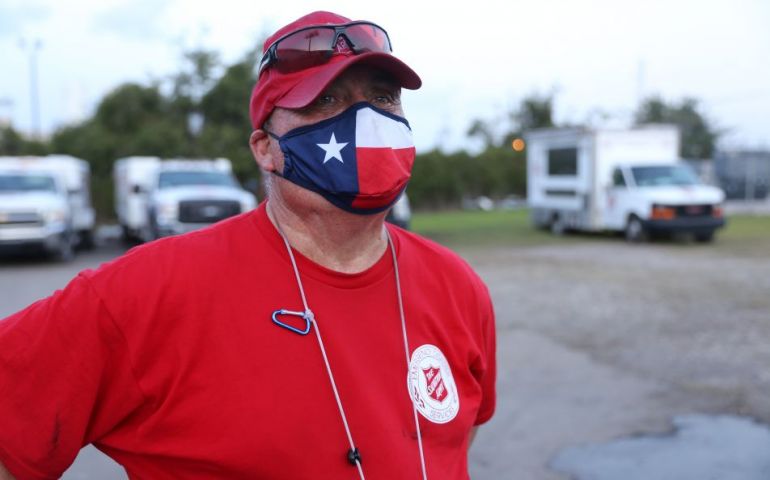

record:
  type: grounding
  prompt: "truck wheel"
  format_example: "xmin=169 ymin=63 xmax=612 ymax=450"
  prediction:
xmin=52 ymin=234 xmax=75 ymax=262
xmin=550 ymin=215 xmax=566 ymax=236
xmin=78 ymin=230 xmax=96 ymax=250
xmin=625 ymin=216 xmax=647 ymax=243
xmin=694 ymin=232 xmax=715 ymax=243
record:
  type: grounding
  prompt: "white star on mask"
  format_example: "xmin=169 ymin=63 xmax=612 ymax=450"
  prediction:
xmin=317 ymin=132 xmax=349 ymax=164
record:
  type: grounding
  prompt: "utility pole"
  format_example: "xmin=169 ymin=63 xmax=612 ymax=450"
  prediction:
xmin=19 ymin=38 xmax=43 ymax=139
xmin=636 ymin=58 xmax=646 ymax=107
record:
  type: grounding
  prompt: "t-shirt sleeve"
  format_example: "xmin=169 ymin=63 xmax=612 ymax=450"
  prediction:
xmin=473 ymin=282 xmax=497 ymax=426
xmin=0 ymin=273 xmax=145 ymax=480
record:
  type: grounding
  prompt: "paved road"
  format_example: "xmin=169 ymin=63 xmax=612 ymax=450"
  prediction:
xmin=2 ymin=231 xmax=769 ymax=479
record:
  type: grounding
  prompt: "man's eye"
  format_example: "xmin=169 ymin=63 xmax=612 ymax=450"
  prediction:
xmin=375 ymin=93 xmax=398 ymax=105
xmin=316 ymin=95 xmax=336 ymax=105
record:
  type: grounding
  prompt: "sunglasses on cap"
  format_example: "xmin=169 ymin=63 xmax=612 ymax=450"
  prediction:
xmin=258 ymin=21 xmax=393 ymax=75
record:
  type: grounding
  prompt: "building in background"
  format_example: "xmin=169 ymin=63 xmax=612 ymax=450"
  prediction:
xmin=715 ymin=151 xmax=770 ymax=200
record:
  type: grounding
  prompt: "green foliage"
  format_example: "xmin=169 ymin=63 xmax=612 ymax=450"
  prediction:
xmin=46 ymin=48 xmax=261 ymax=218
xmin=634 ymin=96 xmax=720 ymax=159
xmin=0 ymin=125 xmax=49 ymax=155
xmin=409 ymin=146 xmax=525 ymax=210
xmin=512 ymin=93 xmax=555 ymax=132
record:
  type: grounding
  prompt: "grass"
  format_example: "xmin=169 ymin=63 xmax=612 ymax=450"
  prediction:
xmin=412 ymin=209 xmax=770 ymax=251
xmin=411 ymin=209 xmax=576 ymax=248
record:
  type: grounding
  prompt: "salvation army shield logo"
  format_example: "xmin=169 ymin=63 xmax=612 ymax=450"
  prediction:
xmin=422 ymin=366 xmax=448 ymax=402
xmin=407 ymin=344 xmax=459 ymax=424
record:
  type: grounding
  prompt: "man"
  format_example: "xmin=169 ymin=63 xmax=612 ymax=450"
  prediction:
xmin=0 ymin=11 xmax=495 ymax=479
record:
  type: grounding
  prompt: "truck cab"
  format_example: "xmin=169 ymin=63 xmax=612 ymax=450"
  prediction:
xmin=0 ymin=155 xmax=95 ymax=260
xmin=606 ymin=162 xmax=725 ymax=242
xmin=115 ymin=157 xmax=256 ymax=242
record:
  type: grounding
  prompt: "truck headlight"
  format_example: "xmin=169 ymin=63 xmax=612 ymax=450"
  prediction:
xmin=156 ymin=202 xmax=178 ymax=223
xmin=41 ymin=208 xmax=67 ymax=223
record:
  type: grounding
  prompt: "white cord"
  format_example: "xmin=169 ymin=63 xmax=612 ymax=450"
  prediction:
xmin=275 ymin=229 xmax=366 ymax=480
xmin=271 ymin=208 xmax=427 ymax=480
xmin=387 ymin=229 xmax=428 ymax=480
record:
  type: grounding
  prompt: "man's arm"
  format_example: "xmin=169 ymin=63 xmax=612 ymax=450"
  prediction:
xmin=0 ymin=461 xmax=16 ymax=480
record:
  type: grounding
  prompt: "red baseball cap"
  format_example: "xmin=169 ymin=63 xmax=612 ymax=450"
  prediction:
xmin=249 ymin=11 xmax=422 ymax=129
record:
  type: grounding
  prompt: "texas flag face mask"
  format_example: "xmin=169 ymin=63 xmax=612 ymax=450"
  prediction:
xmin=267 ymin=102 xmax=415 ymax=214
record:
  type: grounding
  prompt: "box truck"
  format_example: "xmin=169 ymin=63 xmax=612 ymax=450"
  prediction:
xmin=0 ymin=155 xmax=96 ymax=260
xmin=526 ymin=125 xmax=726 ymax=242
xmin=114 ymin=157 xmax=256 ymax=242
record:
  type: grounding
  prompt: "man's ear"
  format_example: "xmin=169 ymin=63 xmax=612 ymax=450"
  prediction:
xmin=250 ymin=129 xmax=277 ymax=172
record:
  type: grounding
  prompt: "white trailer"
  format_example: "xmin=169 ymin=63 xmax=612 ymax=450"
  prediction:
xmin=526 ymin=126 xmax=726 ymax=242
xmin=114 ymin=156 xmax=162 ymax=240
xmin=0 ymin=155 xmax=96 ymax=260
xmin=114 ymin=157 xmax=256 ymax=242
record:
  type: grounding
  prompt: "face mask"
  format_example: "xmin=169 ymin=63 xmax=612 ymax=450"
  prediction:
xmin=266 ymin=102 xmax=415 ymax=214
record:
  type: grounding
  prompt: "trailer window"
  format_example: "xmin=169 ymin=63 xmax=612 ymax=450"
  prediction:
xmin=158 ymin=171 xmax=238 ymax=189
xmin=612 ymin=169 xmax=626 ymax=187
xmin=0 ymin=174 xmax=57 ymax=193
xmin=548 ymin=148 xmax=578 ymax=176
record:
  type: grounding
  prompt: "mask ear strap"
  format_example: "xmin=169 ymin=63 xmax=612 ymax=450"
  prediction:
xmin=264 ymin=129 xmax=281 ymax=141
xmin=262 ymin=128 xmax=286 ymax=178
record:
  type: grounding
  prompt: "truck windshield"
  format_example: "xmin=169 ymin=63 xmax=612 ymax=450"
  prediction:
xmin=158 ymin=171 xmax=237 ymax=189
xmin=0 ymin=174 xmax=57 ymax=193
xmin=631 ymin=165 xmax=700 ymax=187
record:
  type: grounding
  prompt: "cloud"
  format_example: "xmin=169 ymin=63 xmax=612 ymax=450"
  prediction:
xmin=0 ymin=2 xmax=48 ymax=38
xmin=91 ymin=0 xmax=172 ymax=41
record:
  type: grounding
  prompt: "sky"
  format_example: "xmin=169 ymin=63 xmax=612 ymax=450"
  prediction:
xmin=1 ymin=0 xmax=769 ymax=153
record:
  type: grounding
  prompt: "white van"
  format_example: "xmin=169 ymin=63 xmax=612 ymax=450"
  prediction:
xmin=0 ymin=155 xmax=96 ymax=260
xmin=526 ymin=126 xmax=726 ymax=242
xmin=114 ymin=157 xmax=256 ymax=242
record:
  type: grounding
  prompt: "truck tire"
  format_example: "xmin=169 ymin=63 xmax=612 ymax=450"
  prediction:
xmin=77 ymin=229 xmax=96 ymax=250
xmin=625 ymin=215 xmax=647 ymax=243
xmin=52 ymin=233 xmax=75 ymax=262
xmin=550 ymin=214 xmax=566 ymax=236
xmin=694 ymin=231 xmax=715 ymax=243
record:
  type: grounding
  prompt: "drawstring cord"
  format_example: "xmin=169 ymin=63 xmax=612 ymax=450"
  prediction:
xmin=272 ymin=213 xmax=428 ymax=480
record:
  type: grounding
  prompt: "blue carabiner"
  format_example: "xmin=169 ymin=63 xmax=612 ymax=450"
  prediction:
xmin=272 ymin=309 xmax=313 ymax=335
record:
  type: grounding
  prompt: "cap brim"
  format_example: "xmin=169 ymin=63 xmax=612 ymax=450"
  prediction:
xmin=274 ymin=52 xmax=422 ymax=110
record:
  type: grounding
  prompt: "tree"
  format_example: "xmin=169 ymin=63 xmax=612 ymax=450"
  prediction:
xmin=634 ymin=96 xmax=719 ymax=159
xmin=511 ymin=93 xmax=555 ymax=132
xmin=0 ymin=125 xmax=49 ymax=156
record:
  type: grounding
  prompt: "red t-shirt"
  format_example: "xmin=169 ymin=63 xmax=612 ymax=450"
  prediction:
xmin=0 ymin=202 xmax=496 ymax=479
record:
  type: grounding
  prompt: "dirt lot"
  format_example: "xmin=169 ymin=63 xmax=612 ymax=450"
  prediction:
xmin=2 ymin=232 xmax=769 ymax=479
xmin=465 ymin=238 xmax=770 ymax=479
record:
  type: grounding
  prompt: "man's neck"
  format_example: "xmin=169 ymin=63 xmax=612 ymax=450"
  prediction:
xmin=266 ymin=196 xmax=388 ymax=274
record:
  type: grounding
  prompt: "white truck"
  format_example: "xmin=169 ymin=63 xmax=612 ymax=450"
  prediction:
xmin=114 ymin=157 xmax=256 ymax=242
xmin=0 ymin=155 xmax=96 ymax=260
xmin=526 ymin=125 xmax=726 ymax=242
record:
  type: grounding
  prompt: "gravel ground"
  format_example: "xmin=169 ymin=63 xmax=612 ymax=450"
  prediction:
xmin=465 ymin=238 xmax=770 ymax=479
xmin=2 ymin=232 xmax=769 ymax=479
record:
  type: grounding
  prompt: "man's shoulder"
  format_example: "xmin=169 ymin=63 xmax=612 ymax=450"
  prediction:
xmin=84 ymin=212 xmax=259 ymax=287
xmin=390 ymin=226 xmax=486 ymax=288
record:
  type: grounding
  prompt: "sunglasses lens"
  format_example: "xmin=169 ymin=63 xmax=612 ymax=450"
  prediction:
xmin=265 ymin=23 xmax=392 ymax=74
xmin=343 ymin=24 xmax=391 ymax=53
xmin=273 ymin=28 xmax=337 ymax=72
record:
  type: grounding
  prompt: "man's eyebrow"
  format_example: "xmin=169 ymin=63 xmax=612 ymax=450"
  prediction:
xmin=368 ymin=77 xmax=401 ymax=94
xmin=371 ymin=72 xmax=399 ymax=88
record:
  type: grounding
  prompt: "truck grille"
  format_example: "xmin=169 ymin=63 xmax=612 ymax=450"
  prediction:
xmin=675 ymin=205 xmax=713 ymax=218
xmin=178 ymin=200 xmax=241 ymax=223
xmin=0 ymin=211 xmax=43 ymax=226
